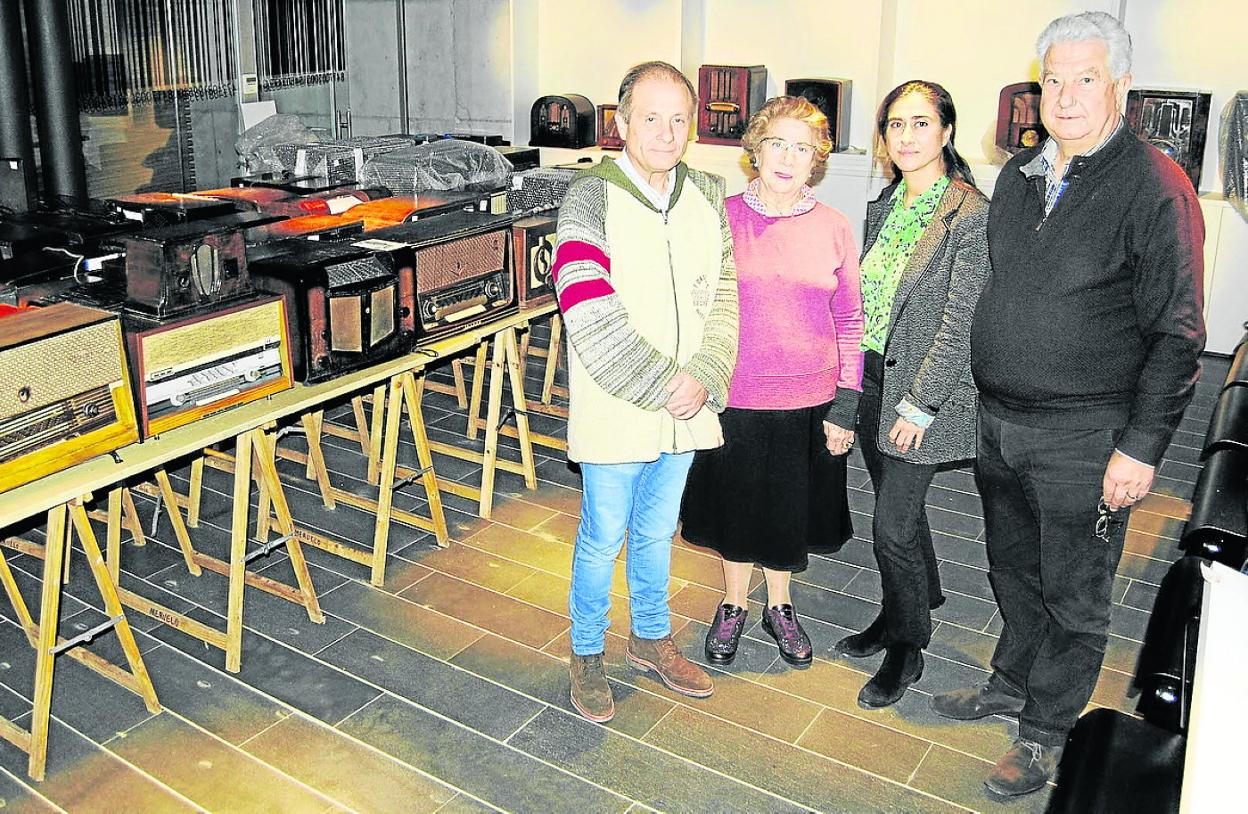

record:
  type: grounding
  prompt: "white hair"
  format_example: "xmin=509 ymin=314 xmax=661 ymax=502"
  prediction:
xmin=1036 ymin=11 xmax=1132 ymax=79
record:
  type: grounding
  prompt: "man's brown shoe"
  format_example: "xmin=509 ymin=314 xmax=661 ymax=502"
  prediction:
xmin=626 ymin=634 xmax=714 ymax=697
xmin=569 ymin=653 xmax=614 ymax=722
xmin=931 ymin=682 xmax=1025 ymax=720
xmin=985 ymin=739 xmax=1062 ymax=797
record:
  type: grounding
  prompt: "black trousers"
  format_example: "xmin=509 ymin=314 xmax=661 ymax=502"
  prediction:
xmin=977 ymin=406 xmax=1128 ymax=747
xmin=858 ymin=351 xmax=942 ymax=648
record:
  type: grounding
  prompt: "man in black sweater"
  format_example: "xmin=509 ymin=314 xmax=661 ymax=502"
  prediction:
xmin=931 ymin=11 xmax=1206 ymax=799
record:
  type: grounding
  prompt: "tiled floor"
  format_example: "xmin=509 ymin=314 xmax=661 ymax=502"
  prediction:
xmin=0 ymin=330 xmax=1225 ymax=813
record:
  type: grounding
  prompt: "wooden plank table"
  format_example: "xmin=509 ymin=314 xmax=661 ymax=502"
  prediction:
xmin=0 ymin=302 xmax=556 ymax=778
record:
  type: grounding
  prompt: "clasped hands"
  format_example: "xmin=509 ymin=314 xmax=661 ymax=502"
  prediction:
xmin=664 ymin=372 xmax=708 ymax=419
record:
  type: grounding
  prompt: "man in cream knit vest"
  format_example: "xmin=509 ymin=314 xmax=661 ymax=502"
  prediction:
xmin=551 ymin=61 xmax=739 ymax=723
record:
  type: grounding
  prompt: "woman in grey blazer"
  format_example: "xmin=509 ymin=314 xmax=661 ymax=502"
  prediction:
xmin=833 ymin=80 xmax=990 ymax=709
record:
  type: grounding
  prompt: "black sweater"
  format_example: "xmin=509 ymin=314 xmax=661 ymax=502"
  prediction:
xmin=971 ymin=126 xmax=1206 ymax=465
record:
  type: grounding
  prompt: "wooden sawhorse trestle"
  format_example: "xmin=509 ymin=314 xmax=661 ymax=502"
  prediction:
xmin=0 ymin=499 xmax=160 ymax=780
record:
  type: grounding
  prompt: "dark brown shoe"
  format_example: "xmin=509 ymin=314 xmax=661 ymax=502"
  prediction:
xmin=627 ymin=634 xmax=714 ymax=697
xmin=985 ymin=739 xmax=1062 ymax=797
xmin=931 ymin=682 xmax=1025 ymax=720
xmin=569 ymin=653 xmax=614 ymax=722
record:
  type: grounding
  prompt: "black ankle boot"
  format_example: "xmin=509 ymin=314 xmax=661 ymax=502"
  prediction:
xmin=857 ymin=645 xmax=923 ymax=709
xmin=834 ymin=612 xmax=886 ymax=658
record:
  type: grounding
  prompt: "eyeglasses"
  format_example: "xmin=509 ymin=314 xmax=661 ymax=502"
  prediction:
xmin=760 ymin=137 xmax=816 ymax=158
xmin=1095 ymin=500 xmax=1116 ymax=542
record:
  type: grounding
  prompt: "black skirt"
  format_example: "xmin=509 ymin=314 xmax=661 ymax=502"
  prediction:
xmin=679 ymin=401 xmax=854 ymax=572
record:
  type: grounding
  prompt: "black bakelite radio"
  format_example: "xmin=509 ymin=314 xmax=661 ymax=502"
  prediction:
xmin=995 ymin=82 xmax=1047 ymax=154
xmin=247 ymin=238 xmax=408 ymax=383
xmin=530 ymin=94 xmax=595 ymax=149
xmin=784 ymin=78 xmax=852 ymax=152
xmin=107 ymin=192 xmax=241 ymax=227
xmin=697 ymin=65 xmax=767 ymax=145
xmin=1126 ymin=88 xmax=1213 ymax=189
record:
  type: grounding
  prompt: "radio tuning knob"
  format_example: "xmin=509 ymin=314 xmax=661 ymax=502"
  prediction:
xmin=83 ymin=403 xmax=100 ymax=417
xmin=484 ymin=281 xmax=502 ymax=299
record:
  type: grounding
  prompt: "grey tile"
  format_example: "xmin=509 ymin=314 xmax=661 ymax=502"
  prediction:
xmin=141 ymin=644 xmax=289 ymax=745
xmin=509 ymin=708 xmax=808 ymax=814
xmin=931 ymin=591 xmax=999 ymax=631
xmin=148 ymin=615 xmax=382 ymax=726
xmin=338 ymin=695 xmax=630 ymax=814
xmin=1123 ymin=581 xmax=1161 ymax=613
xmin=931 ymin=531 xmax=989 ymax=570
xmin=317 ymin=628 xmax=542 ymax=741
xmin=0 ymin=622 xmax=156 ymax=744
xmin=937 ymin=561 xmax=994 ymax=602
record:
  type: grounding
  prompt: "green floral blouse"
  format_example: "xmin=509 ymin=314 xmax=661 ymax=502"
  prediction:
xmin=859 ymin=174 xmax=949 ymax=354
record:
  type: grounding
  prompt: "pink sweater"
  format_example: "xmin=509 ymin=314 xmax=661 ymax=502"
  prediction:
xmin=725 ymin=194 xmax=864 ymax=412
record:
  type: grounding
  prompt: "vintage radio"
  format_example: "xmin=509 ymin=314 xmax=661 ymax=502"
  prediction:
xmin=597 ymin=105 xmax=623 ymax=150
xmin=122 ymin=218 xmax=257 ymax=318
xmin=1 ymin=207 xmax=137 ymax=261
xmin=1126 ymin=88 xmax=1213 ymax=189
xmin=368 ymin=210 xmax=515 ymax=340
xmin=271 ymin=135 xmax=419 ymax=185
xmin=124 ymin=294 xmax=293 ymax=438
xmin=197 ymin=184 xmax=387 ymax=218
xmin=511 ymin=214 xmax=558 ymax=308
xmin=785 ymin=78 xmax=852 ymax=153
xmin=248 ymin=239 xmax=408 ymax=382
xmin=697 ymin=65 xmax=767 ymax=146
xmin=0 ymin=302 xmax=139 ymax=492
xmin=247 ymin=213 xmax=367 ymax=244
xmin=996 ymin=82 xmax=1047 ymax=155
xmin=507 ymin=166 xmax=578 ymax=215
xmin=107 ymin=192 xmax=241 ymax=227
xmin=530 ymin=94 xmax=595 ymax=149
xmin=495 ymin=145 xmax=541 ymax=173
xmin=0 ymin=221 xmax=61 ymax=262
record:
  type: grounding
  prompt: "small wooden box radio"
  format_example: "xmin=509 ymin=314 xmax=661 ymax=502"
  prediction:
xmin=1126 ymin=88 xmax=1213 ymax=189
xmin=995 ymin=82 xmax=1047 ymax=154
xmin=123 ymin=294 xmax=293 ymax=438
xmin=530 ymin=94 xmax=596 ymax=149
xmin=697 ymin=65 xmax=767 ymax=145
xmin=0 ymin=302 xmax=138 ymax=491
xmin=122 ymin=218 xmax=256 ymax=318
xmin=247 ymin=239 xmax=408 ymax=383
xmin=512 ymin=214 xmax=558 ymax=308
xmin=597 ymin=105 xmax=623 ymax=150
xmin=784 ymin=78 xmax=852 ymax=153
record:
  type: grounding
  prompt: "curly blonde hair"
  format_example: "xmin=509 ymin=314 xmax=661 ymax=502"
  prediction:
xmin=740 ymin=96 xmax=832 ymax=166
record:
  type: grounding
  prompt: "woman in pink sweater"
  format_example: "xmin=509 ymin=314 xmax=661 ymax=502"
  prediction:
xmin=680 ymin=95 xmax=864 ymax=667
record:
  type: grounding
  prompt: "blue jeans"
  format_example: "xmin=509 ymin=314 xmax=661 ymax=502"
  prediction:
xmin=569 ymin=452 xmax=695 ymax=656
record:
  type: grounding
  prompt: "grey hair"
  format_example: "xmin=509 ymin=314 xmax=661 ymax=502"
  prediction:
xmin=617 ymin=61 xmax=697 ymax=122
xmin=1036 ymin=11 xmax=1133 ymax=79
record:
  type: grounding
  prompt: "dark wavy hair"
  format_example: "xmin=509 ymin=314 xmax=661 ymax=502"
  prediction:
xmin=875 ymin=80 xmax=975 ymax=187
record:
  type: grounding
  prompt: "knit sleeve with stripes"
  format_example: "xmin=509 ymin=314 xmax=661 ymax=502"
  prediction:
xmin=682 ymin=170 xmax=739 ymax=413
xmin=552 ymin=174 xmax=678 ymax=411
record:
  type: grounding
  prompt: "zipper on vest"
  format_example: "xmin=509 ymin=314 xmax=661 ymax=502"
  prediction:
xmin=665 ymin=210 xmax=681 ymax=449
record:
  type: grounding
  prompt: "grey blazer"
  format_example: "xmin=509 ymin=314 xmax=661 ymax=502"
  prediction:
xmin=861 ymin=179 xmax=990 ymax=465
